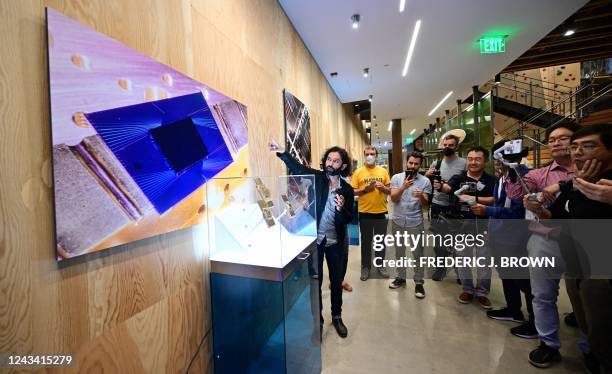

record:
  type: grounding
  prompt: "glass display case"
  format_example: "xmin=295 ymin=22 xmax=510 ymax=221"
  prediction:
xmin=206 ymin=175 xmax=321 ymax=374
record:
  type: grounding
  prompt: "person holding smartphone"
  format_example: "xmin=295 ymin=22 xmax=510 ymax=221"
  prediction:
xmin=388 ymin=152 xmax=432 ymax=298
xmin=269 ymin=138 xmax=354 ymax=338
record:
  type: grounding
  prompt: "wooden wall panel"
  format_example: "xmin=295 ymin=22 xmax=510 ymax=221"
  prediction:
xmin=0 ymin=0 xmax=367 ymax=373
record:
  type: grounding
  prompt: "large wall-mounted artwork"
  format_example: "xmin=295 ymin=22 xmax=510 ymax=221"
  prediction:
xmin=46 ymin=8 xmax=248 ymax=261
xmin=283 ymin=90 xmax=311 ymax=167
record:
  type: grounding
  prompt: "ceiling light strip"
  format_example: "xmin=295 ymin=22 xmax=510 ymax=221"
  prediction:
xmin=399 ymin=0 xmax=406 ymax=12
xmin=428 ymin=91 xmax=453 ymax=116
xmin=402 ymin=20 xmax=421 ymax=77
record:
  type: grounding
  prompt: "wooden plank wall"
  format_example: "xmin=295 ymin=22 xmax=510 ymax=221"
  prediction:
xmin=0 ymin=0 xmax=368 ymax=372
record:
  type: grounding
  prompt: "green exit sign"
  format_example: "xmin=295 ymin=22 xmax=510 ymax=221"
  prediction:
xmin=479 ymin=36 xmax=506 ymax=54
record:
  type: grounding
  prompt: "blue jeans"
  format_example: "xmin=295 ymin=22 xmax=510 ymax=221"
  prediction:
xmin=456 ymin=244 xmax=492 ymax=297
xmin=527 ymin=234 xmax=566 ymax=349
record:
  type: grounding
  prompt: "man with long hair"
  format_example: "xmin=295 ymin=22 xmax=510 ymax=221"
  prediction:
xmin=269 ymin=139 xmax=354 ymax=338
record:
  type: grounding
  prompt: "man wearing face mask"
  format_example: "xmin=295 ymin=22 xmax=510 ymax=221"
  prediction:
xmin=351 ymin=146 xmax=392 ymax=281
xmin=269 ymin=138 xmax=354 ymax=338
xmin=425 ymin=134 xmax=467 ymax=281
xmin=388 ymin=152 xmax=432 ymax=298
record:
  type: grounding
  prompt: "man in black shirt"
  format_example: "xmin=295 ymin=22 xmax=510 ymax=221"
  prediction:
xmin=527 ymin=123 xmax=612 ymax=373
xmin=441 ymin=146 xmax=496 ymax=308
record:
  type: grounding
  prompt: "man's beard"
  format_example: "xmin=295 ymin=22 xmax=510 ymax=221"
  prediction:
xmin=326 ymin=166 xmax=341 ymax=176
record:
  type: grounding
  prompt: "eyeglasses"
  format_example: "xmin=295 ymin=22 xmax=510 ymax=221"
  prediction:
xmin=569 ymin=142 xmax=599 ymax=153
xmin=547 ymin=136 xmax=571 ymax=145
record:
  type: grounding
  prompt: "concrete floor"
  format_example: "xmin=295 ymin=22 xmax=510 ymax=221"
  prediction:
xmin=319 ymin=244 xmax=585 ymax=374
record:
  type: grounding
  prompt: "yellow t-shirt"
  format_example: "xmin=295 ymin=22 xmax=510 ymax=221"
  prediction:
xmin=351 ymin=166 xmax=391 ymax=214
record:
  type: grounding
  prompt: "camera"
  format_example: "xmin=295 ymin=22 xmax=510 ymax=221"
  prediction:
xmin=460 ymin=181 xmax=478 ymax=194
xmin=527 ymin=192 xmax=541 ymax=202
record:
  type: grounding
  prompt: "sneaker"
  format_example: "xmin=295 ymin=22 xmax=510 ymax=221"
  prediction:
xmin=486 ymin=308 xmax=525 ymax=323
xmin=432 ymin=268 xmax=446 ymax=281
xmin=342 ymin=281 xmax=353 ymax=292
xmin=332 ymin=317 xmax=348 ymax=338
xmin=564 ymin=312 xmax=578 ymax=328
xmin=415 ymin=284 xmax=425 ymax=299
xmin=477 ymin=296 xmax=493 ymax=310
xmin=511 ymin=321 xmax=538 ymax=339
xmin=377 ymin=267 xmax=390 ymax=278
xmin=528 ymin=342 xmax=561 ymax=368
xmin=458 ymin=292 xmax=473 ymax=304
xmin=360 ymin=268 xmax=369 ymax=281
xmin=389 ymin=278 xmax=406 ymax=289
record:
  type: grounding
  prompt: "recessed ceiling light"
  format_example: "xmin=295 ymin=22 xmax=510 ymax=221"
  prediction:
xmin=564 ymin=29 xmax=575 ymax=36
xmin=363 ymin=67 xmax=369 ymax=78
xmin=409 ymin=129 xmax=416 ymax=135
xmin=399 ymin=0 xmax=406 ymax=12
xmin=388 ymin=121 xmax=393 ymax=131
xmin=428 ymin=91 xmax=453 ymax=116
xmin=351 ymin=14 xmax=360 ymax=29
xmin=402 ymin=20 xmax=421 ymax=77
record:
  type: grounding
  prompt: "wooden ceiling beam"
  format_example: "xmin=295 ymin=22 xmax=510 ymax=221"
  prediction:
xmin=503 ymin=51 xmax=612 ymax=73
xmin=514 ymin=43 xmax=612 ymax=61
xmin=542 ymin=23 xmax=612 ymax=39
xmin=533 ymin=32 xmax=612 ymax=49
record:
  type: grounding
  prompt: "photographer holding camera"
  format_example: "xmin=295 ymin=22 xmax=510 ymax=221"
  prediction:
xmin=425 ymin=133 xmax=467 ymax=281
xmin=439 ymin=146 xmax=496 ymax=308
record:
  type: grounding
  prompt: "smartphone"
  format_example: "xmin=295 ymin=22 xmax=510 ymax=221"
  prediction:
xmin=405 ymin=170 xmax=417 ymax=180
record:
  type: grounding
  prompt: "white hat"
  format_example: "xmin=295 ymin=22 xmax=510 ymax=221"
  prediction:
xmin=438 ymin=129 xmax=466 ymax=148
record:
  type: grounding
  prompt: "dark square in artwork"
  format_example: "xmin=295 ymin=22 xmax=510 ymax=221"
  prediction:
xmin=150 ymin=118 xmax=208 ymax=174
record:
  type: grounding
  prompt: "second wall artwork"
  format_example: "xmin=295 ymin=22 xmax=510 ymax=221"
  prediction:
xmin=47 ymin=8 xmax=248 ymax=261
xmin=283 ymin=90 xmax=312 ymax=167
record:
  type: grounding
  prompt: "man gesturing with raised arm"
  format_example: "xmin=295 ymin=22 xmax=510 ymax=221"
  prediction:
xmin=269 ymin=138 xmax=354 ymax=338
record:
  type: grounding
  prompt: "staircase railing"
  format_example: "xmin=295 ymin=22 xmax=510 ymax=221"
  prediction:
xmin=489 ymin=72 xmax=577 ymax=116
xmin=497 ymin=78 xmax=598 ymax=139
xmin=496 ymin=80 xmax=612 ymax=168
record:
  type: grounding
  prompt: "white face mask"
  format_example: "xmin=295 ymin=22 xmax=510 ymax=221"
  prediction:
xmin=365 ymin=155 xmax=376 ymax=165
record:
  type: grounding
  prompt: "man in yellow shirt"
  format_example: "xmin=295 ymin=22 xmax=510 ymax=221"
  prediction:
xmin=351 ymin=146 xmax=391 ymax=281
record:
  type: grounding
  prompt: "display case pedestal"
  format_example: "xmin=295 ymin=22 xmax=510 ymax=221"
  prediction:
xmin=210 ymin=241 xmax=321 ymax=374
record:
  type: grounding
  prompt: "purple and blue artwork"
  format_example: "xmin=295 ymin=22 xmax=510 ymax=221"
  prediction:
xmin=85 ymin=92 xmax=233 ymax=215
xmin=46 ymin=7 xmax=248 ymax=260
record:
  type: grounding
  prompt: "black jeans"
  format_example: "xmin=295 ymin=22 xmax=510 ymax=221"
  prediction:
xmin=359 ymin=212 xmax=388 ymax=270
xmin=566 ymin=278 xmax=612 ymax=373
xmin=501 ymin=279 xmax=534 ymax=320
xmin=492 ymin=240 xmax=534 ymax=321
xmin=318 ymin=240 xmax=343 ymax=321
xmin=430 ymin=204 xmax=453 ymax=267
